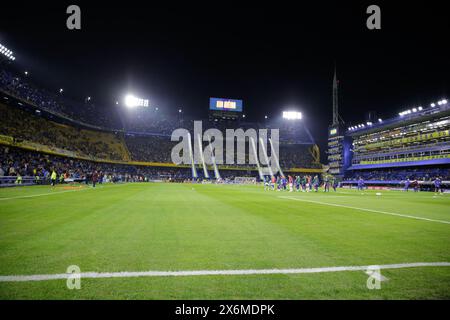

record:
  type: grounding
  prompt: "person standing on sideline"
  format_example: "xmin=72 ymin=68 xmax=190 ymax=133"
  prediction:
xmin=50 ymin=169 xmax=57 ymax=187
xmin=92 ymin=170 xmax=99 ymax=188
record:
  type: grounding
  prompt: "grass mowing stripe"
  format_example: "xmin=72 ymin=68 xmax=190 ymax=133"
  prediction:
xmin=279 ymin=196 xmax=450 ymax=225
xmin=1 ymin=262 xmax=449 ymax=282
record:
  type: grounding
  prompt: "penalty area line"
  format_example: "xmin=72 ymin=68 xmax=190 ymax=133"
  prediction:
xmin=0 ymin=262 xmax=449 ymax=282
xmin=279 ymin=196 xmax=450 ymax=225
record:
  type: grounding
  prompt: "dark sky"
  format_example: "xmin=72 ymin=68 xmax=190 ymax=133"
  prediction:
xmin=1 ymin=1 xmax=449 ymax=155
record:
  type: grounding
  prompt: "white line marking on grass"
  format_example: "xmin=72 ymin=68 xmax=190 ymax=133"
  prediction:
xmin=279 ymin=196 xmax=450 ymax=225
xmin=0 ymin=183 xmax=131 ymax=201
xmin=0 ymin=262 xmax=449 ymax=282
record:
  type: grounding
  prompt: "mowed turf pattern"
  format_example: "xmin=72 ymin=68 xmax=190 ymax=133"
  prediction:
xmin=0 ymin=183 xmax=449 ymax=299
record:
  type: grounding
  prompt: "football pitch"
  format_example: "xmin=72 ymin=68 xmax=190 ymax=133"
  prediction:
xmin=0 ymin=183 xmax=449 ymax=299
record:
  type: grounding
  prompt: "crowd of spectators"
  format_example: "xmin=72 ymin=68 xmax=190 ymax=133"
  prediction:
xmin=0 ymin=69 xmax=119 ymax=129
xmin=1 ymin=66 xmax=320 ymax=170
xmin=0 ymin=145 xmax=194 ymax=183
xmin=344 ymin=167 xmax=450 ymax=182
xmin=0 ymin=103 xmax=128 ymax=160
xmin=0 ymin=145 xmax=265 ymax=185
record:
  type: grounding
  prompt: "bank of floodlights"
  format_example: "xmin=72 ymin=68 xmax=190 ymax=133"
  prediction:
xmin=282 ymin=111 xmax=302 ymax=120
xmin=0 ymin=43 xmax=16 ymax=61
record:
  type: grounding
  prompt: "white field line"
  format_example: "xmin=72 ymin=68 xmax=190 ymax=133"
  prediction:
xmin=0 ymin=262 xmax=449 ymax=282
xmin=0 ymin=183 xmax=130 ymax=201
xmin=279 ymin=196 xmax=450 ymax=225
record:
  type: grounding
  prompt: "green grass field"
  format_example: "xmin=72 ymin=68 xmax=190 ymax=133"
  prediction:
xmin=0 ymin=182 xmax=449 ymax=299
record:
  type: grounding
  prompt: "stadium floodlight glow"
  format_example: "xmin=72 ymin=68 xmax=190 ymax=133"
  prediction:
xmin=378 ymin=118 xmax=383 ymax=123
xmin=412 ymin=108 xmax=417 ymax=112
xmin=430 ymin=103 xmax=436 ymax=107
xmin=264 ymin=115 xmax=268 ymax=119
xmin=24 ymin=71 xmax=28 ymax=75
xmin=0 ymin=43 xmax=16 ymax=61
xmin=442 ymin=99 xmax=448 ymax=104
xmin=124 ymin=94 xmax=149 ymax=108
xmin=242 ymin=114 xmax=246 ymax=118
xmin=366 ymin=121 xmax=372 ymax=126
xmin=59 ymin=88 xmax=63 ymax=93
xmin=178 ymin=109 xmax=182 ymax=113
xmin=418 ymin=106 xmax=423 ymax=111
xmin=282 ymin=111 xmax=302 ymax=120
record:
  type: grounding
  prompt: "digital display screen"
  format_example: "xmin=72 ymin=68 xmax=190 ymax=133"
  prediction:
xmin=209 ymin=98 xmax=243 ymax=112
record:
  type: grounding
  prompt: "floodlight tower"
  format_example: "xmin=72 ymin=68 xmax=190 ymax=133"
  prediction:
xmin=332 ymin=65 xmax=339 ymax=126
xmin=327 ymin=65 xmax=351 ymax=179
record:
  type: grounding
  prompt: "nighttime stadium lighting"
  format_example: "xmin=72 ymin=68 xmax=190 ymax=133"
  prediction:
xmin=242 ymin=114 xmax=246 ymax=118
xmin=124 ymin=94 xmax=149 ymax=108
xmin=430 ymin=103 xmax=436 ymax=107
xmin=59 ymin=88 xmax=63 ymax=93
xmin=0 ymin=43 xmax=16 ymax=61
xmin=378 ymin=118 xmax=383 ymax=123
xmin=264 ymin=115 xmax=268 ymax=119
xmin=418 ymin=106 xmax=423 ymax=111
xmin=442 ymin=99 xmax=448 ymax=104
xmin=24 ymin=71 xmax=28 ymax=76
xmin=282 ymin=111 xmax=302 ymax=120
xmin=412 ymin=108 xmax=417 ymax=112
xmin=179 ymin=109 xmax=182 ymax=113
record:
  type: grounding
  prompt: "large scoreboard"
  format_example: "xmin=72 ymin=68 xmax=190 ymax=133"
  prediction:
xmin=209 ymin=97 xmax=243 ymax=120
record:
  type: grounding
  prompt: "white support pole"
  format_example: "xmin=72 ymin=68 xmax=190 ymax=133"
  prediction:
xmin=207 ymin=135 xmax=221 ymax=180
xmin=250 ymin=137 xmax=264 ymax=181
xmin=259 ymin=137 xmax=274 ymax=178
xmin=187 ymin=132 xmax=197 ymax=179
xmin=269 ymin=138 xmax=284 ymax=177
xmin=197 ymin=133 xmax=209 ymax=179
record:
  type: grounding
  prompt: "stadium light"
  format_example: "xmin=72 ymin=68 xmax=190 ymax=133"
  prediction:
xmin=115 ymin=101 xmax=119 ymax=105
xmin=442 ymin=99 xmax=448 ymax=105
xmin=431 ymin=103 xmax=436 ymax=107
xmin=412 ymin=108 xmax=417 ymax=112
xmin=24 ymin=71 xmax=28 ymax=76
xmin=178 ymin=109 xmax=182 ymax=113
xmin=264 ymin=115 xmax=268 ymax=119
xmin=124 ymin=94 xmax=148 ymax=108
xmin=0 ymin=43 xmax=16 ymax=61
xmin=418 ymin=106 xmax=423 ymax=111
xmin=282 ymin=111 xmax=302 ymax=120
xmin=59 ymin=88 xmax=63 ymax=93
xmin=378 ymin=118 xmax=383 ymax=123
xmin=242 ymin=114 xmax=246 ymax=118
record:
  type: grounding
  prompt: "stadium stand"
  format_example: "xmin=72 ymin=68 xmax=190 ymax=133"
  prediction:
xmin=0 ymin=65 xmax=322 ymax=185
xmin=341 ymin=102 xmax=450 ymax=188
xmin=0 ymin=69 xmax=119 ymax=129
xmin=0 ymin=102 xmax=130 ymax=161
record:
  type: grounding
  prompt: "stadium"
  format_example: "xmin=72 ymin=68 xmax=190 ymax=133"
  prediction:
xmin=0 ymin=3 xmax=449 ymax=304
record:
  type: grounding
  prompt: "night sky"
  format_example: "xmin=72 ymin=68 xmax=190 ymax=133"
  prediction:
xmin=1 ymin=1 xmax=449 ymax=155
